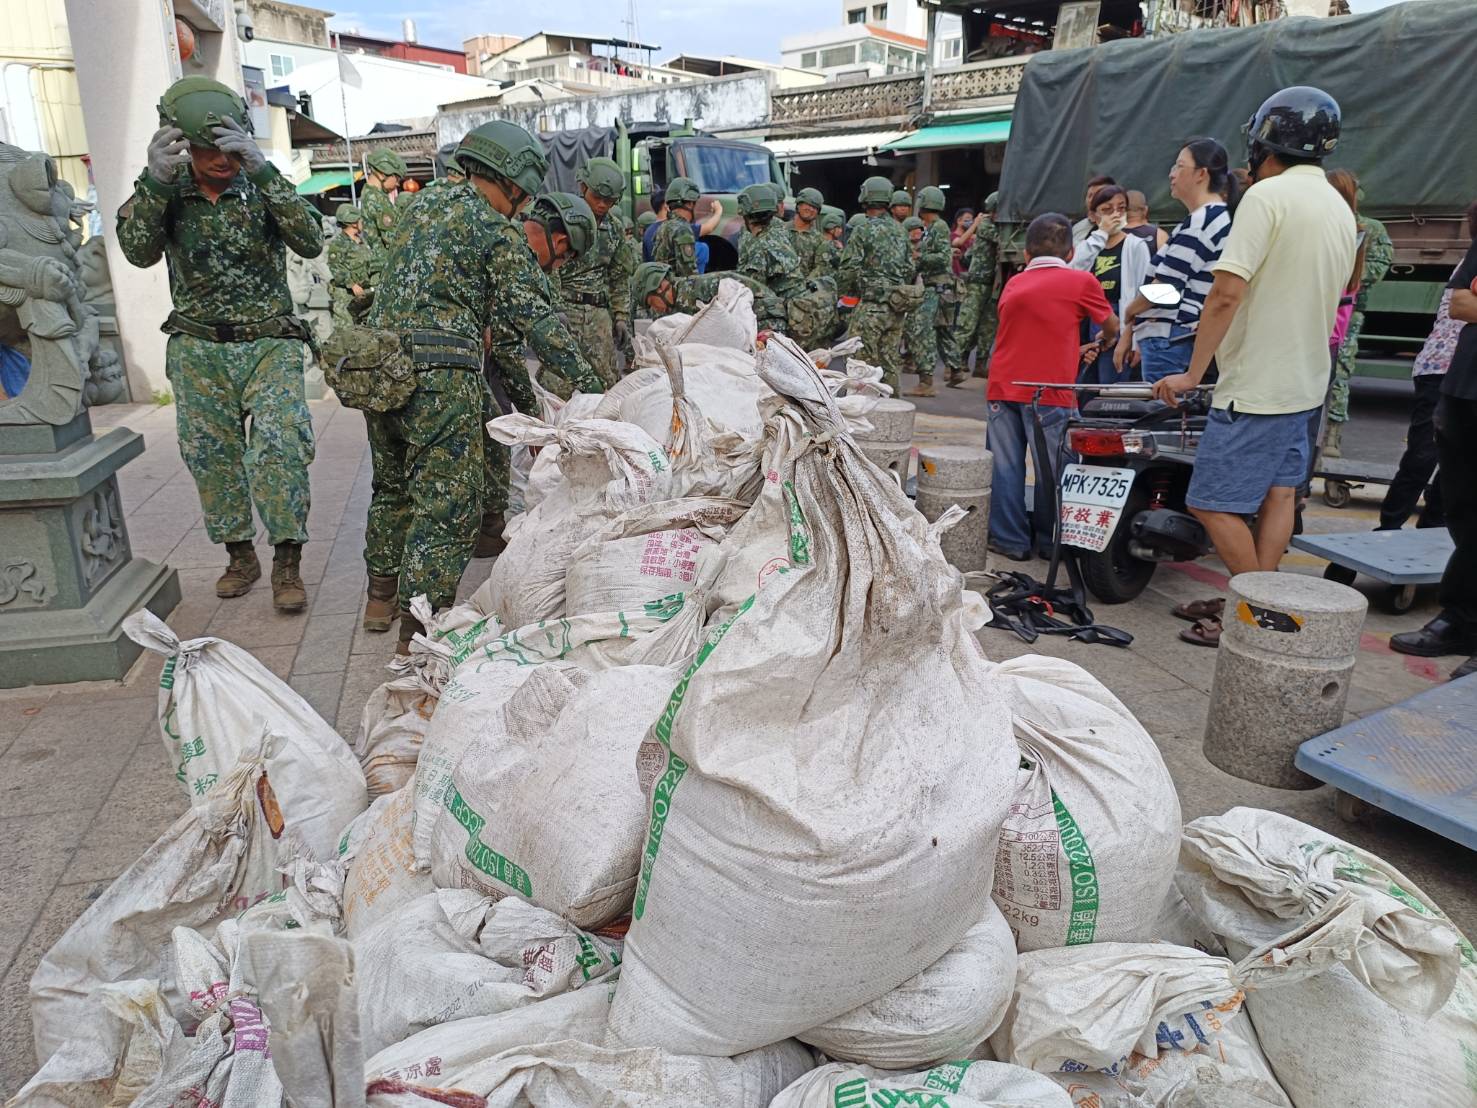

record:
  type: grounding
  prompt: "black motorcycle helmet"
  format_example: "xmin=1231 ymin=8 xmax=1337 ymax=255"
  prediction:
xmin=1245 ymin=85 xmax=1341 ymax=171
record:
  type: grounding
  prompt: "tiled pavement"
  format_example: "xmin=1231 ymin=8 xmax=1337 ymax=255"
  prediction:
xmin=1 ymin=397 xmax=1472 ymax=1095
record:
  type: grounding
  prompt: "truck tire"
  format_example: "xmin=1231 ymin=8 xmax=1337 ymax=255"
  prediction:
xmin=1079 ymin=487 xmax=1156 ymax=604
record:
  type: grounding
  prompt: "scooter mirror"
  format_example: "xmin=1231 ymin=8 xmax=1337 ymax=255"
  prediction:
xmin=1140 ymin=282 xmax=1183 ymax=307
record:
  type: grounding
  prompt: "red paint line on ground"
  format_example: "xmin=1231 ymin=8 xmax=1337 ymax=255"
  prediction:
xmin=1167 ymin=561 xmax=1231 ymax=592
xmin=1360 ymin=630 xmax=1443 ymax=683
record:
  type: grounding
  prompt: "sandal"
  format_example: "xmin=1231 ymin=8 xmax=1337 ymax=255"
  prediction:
xmin=1172 ymin=597 xmax=1225 ymax=623
xmin=1178 ymin=616 xmax=1222 ymax=648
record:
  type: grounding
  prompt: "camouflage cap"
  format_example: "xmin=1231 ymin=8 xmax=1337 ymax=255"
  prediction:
xmin=665 ymin=176 xmax=701 ymax=205
xmin=529 ymin=191 xmax=597 ymax=258
xmin=576 ymin=156 xmax=625 ymax=201
xmin=335 ymin=203 xmax=362 ymax=224
xmin=157 ymin=76 xmax=250 ymax=148
xmin=916 ymin=185 xmax=946 ymax=212
xmin=457 ymin=120 xmax=548 ymax=197
xmin=796 ymin=186 xmax=825 ymax=210
xmin=365 ymin=148 xmax=408 ymax=177
xmin=633 ymin=261 xmax=673 ymax=301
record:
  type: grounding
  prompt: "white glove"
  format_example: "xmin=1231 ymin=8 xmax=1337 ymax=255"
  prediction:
xmin=146 ymin=126 xmax=190 ymax=186
xmin=211 ymin=116 xmax=266 ymax=175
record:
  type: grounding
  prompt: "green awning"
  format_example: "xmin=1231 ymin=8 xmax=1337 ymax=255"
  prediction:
xmin=884 ymin=116 xmax=1012 ymax=153
xmin=296 ymin=170 xmax=363 ymax=195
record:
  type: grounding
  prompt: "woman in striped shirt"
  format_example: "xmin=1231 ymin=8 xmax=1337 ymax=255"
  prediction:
xmin=1114 ymin=138 xmax=1236 ymax=384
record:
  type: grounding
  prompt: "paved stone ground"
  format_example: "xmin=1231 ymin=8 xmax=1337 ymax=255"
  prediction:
xmin=2 ymin=388 xmax=1472 ymax=1095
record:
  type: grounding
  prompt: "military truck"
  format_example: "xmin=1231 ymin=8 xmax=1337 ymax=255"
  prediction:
xmin=995 ymin=0 xmax=1475 ymax=379
xmin=537 ymin=119 xmax=786 ymax=270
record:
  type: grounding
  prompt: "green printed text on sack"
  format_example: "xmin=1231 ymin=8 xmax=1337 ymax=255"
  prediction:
xmin=445 ymin=786 xmax=533 ymax=896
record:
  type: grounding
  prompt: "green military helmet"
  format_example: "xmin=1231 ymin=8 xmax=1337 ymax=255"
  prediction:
xmin=457 ymin=120 xmax=548 ymax=197
xmin=903 ymin=216 xmax=925 ymax=232
xmin=858 ymin=175 xmax=893 ymax=206
xmin=665 ymin=176 xmax=702 ymax=206
xmin=795 ymin=186 xmax=825 ymax=210
xmin=395 ymin=190 xmax=417 ymax=209
xmin=983 ymin=191 xmax=1000 ymax=213
xmin=633 ymin=261 xmax=673 ymax=302
xmin=637 ymin=210 xmax=659 ymax=228
xmin=819 ymin=207 xmax=845 ymax=232
xmin=890 ymin=189 xmax=913 ymax=209
xmin=528 ymin=191 xmax=597 ymax=257
xmin=576 ymin=156 xmax=625 ymax=201
xmin=157 ymin=76 xmax=251 ymax=148
xmin=365 ymin=148 xmax=408 ymax=178
xmin=916 ymin=185 xmax=946 ymax=213
xmin=443 ymin=153 xmax=465 ymax=178
xmin=737 ymin=182 xmax=778 ymax=218
xmin=847 ymin=212 xmax=868 ymax=228
xmin=334 ymin=203 xmax=362 ymax=225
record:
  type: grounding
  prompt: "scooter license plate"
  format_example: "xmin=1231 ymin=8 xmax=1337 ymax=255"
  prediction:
xmin=1058 ymin=464 xmax=1135 ymax=553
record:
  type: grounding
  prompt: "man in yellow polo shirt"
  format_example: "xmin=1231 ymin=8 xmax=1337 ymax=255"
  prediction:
xmin=1154 ymin=86 xmax=1356 ymax=647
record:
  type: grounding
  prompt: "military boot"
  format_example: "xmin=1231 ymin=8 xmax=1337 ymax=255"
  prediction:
xmin=362 ymin=573 xmax=399 ymax=633
xmin=270 ymin=542 xmax=307 ymax=614
xmin=395 ymin=606 xmax=425 ymax=657
xmin=216 ymin=541 xmax=261 ymax=599
xmin=1322 ymin=421 xmax=1343 ymax=459
xmin=905 ymin=375 xmax=938 ymax=398
xmin=946 ymin=368 xmax=969 ymax=389
xmin=473 ymin=509 xmax=507 ymax=558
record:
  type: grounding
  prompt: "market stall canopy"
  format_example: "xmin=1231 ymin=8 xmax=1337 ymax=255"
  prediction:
xmin=297 ymin=169 xmax=364 ymax=195
xmin=882 ymin=113 xmax=1011 ymax=153
xmin=767 ymin=130 xmax=910 ymax=162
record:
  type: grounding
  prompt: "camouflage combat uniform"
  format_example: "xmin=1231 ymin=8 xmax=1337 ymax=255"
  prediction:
xmin=1329 ymin=214 xmax=1394 ymax=425
xmin=117 ymin=161 xmax=321 ymax=546
xmin=954 ymin=217 xmax=1001 ymax=377
xmin=838 ymin=213 xmax=913 ymax=389
xmin=738 ymin=220 xmax=806 ymax=336
xmin=358 ymin=184 xmax=399 ymax=277
xmin=363 ymin=182 xmax=599 ymax=611
xmin=610 ymin=210 xmax=640 ymax=365
xmin=904 ymin=217 xmax=961 ymax=383
xmin=648 ymin=272 xmax=767 ymax=318
xmin=652 ymin=214 xmax=698 ymax=278
xmin=554 ymin=211 xmax=633 ymax=388
xmin=327 ymin=231 xmax=374 ymax=325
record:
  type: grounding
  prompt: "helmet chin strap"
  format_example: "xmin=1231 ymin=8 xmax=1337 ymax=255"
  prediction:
xmin=1247 ymin=143 xmax=1270 ymax=176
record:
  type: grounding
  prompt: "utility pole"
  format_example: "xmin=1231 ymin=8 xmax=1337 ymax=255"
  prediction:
xmin=334 ymin=31 xmax=358 ymax=203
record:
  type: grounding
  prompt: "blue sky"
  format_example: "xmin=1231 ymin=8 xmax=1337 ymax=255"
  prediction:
xmin=326 ymin=0 xmax=1415 ymax=63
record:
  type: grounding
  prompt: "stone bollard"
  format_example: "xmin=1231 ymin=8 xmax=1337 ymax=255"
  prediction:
xmin=915 ymin=445 xmax=993 ymax=573
xmin=852 ymin=398 xmax=916 ymax=489
xmin=1203 ymin=571 xmax=1368 ymax=790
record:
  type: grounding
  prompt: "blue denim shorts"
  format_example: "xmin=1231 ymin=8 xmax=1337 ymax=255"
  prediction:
xmin=1186 ymin=405 xmax=1319 ymax=514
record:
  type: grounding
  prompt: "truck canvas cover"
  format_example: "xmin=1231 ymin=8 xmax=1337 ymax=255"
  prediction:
xmin=998 ymin=0 xmax=1477 ymax=224
xmin=540 ymin=125 xmax=616 ymax=194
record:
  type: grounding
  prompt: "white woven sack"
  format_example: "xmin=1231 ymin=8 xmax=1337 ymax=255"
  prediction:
xmin=595 ymin=345 xmax=769 ymax=442
xmin=770 ymin=1060 xmax=1072 ymax=1108
xmin=368 ymin=1039 xmax=815 ymax=1108
xmin=1176 ymin=808 xmax=1474 ymax=1108
xmin=607 ymin=337 xmax=1019 ymax=1055
xmin=563 ymin=497 xmax=745 ymax=618
xmin=340 ymin=786 xmax=432 ymax=939
xmin=29 ymin=742 xmax=288 ymax=1066
xmin=353 ymin=890 xmax=621 ymax=1056
xmin=800 ymin=902 xmax=1017 ymax=1069
xmin=485 ymin=414 xmax=673 ymax=627
xmin=673 ymin=277 xmax=758 ymax=351
xmin=989 ymin=655 xmax=1180 ymax=951
xmin=355 ymin=660 xmax=434 ymax=800
xmin=123 ymin=609 xmax=367 ymax=862
xmin=429 ymin=663 xmax=677 ymax=927
xmin=990 ymin=895 xmax=1367 ymax=1075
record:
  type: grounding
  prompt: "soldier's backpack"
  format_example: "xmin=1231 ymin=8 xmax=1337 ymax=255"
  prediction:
xmin=322 ymin=324 xmax=416 ymax=412
xmin=886 ymin=284 xmax=925 ymax=315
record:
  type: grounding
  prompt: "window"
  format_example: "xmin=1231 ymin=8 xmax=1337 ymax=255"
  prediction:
xmin=269 ymin=53 xmax=295 ymax=79
xmin=819 ymin=44 xmax=857 ymax=67
xmin=847 ymin=8 xmax=866 ymax=23
xmin=858 ymin=40 xmax=886 ymax=64
xmin=800 ymin=51 xmax=818 ymax=68
xmin=886 ymin=45 xmax=918 ymax=72
xmin=943 ymin=37 xmax=963 ymax=59
xmin=872 ymin=3 xmax=888 ymax=20
xmin=679 ymin=143 xmax=773 ymax=194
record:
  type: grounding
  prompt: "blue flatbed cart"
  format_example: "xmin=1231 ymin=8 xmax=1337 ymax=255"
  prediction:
xmin=1296 ymin=675 xmax=1477 ymax=847
xmin=1314 ymin=457 xmax=1398 ymax=510
xmin=1290 ymin=527 xmax=1454 ymax=615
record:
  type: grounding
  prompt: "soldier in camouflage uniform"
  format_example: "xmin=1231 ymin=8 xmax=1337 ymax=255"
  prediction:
xmin=610 ymin=207 xmax=640 ymax=365
xmin=839 ymin=176 xmax=913 ymax=391
xmin=1326 ymin=209 xmax=1394 ymax=457
xmin=632 ymin=261 xmax=765 ymax=320
xmin=789 ymin=187 xmax=826 ymax=276
xmin=327 ymin=204 xmax=374 ymax=326
xmin=358 ymin=148 xmax=405 ymax=277
xmin=363 ymin=121 xmax=601 ymax=649
xmin=818 ymin=207 xmax=845 ymax=270
xmin=736 ymin=183 xmax=807 ymax=337
xmin=890 ymin=189 xmax=913 ymax=224
xmin=952 ymin=191 xmax=1001 ymax=387
xmin=551 ymin=157 xmax=634 ymax=388
xmin=118 ymin=76 xmax=322 ymax=612
xmin=651 ymin=176 xmax=701 ymax=278
xmin=904 ymin=186 xmax=963 ymax=398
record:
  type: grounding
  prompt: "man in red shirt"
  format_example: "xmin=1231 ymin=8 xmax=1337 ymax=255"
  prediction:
xmin=987 ymin=213 xmax=1117 ymax=559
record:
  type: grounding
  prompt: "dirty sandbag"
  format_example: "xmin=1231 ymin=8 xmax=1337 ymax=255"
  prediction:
xmin=650 ymin=340 xmax=767 ymax=498
xmin=429 ymin=663 xmax=678 ymax=927
xmin=29 ymin=737 xmax=291 ymax=1068
xmin=354 ymin=890 xmax=621 ymax=1057
xmin=367 ymin=1038 xmax=816 ymax=1108
xmin=800 ymin=901 xmax=1017 ymax=1070
xmin=672 ymin=277 xmax=758 ymax=352
xmin=595 ymin=345 xmax=770 ymax=446
xmin=1176 ymin=808 xmax=1474 ymax=1108
xmin=989 ymin=655 xmax=1180 ymax=952
xmin=339 ymin=787 xmax=433 ymax=939
xmin=123 ymin=609 xmax=367 ymax=861
xmin=563 ymin=499 xmax=745 ymax=618
xmin=408 ymin=583 xmax=506 ymax=693
xmin=770 ymin=1059 xmax=1071 ymax=1108
xmin=990 ymin=894 xmax=1367 ymax=1074
xmin=608 ymin=336 xmax=1019 ymax=1056
xmin=409 ymin=588 xmax=713 ymax=870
